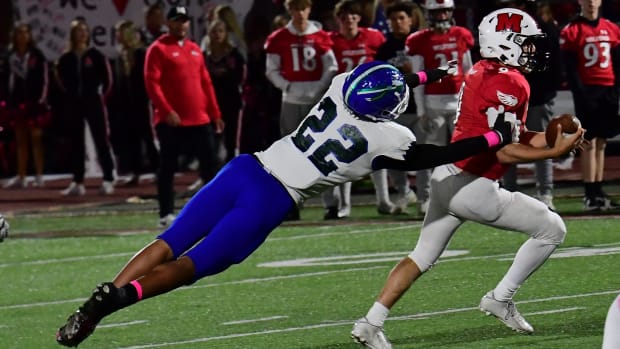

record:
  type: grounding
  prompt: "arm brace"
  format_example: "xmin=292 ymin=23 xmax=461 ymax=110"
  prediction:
xmin=404 ymin=68 xmax=449 ymax=88
xmin=372 ymin=135 xmax=490 ymax=171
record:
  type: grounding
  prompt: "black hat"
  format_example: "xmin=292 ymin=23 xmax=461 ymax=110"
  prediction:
xmin=167 ymin=6 xmax=191 ymax=21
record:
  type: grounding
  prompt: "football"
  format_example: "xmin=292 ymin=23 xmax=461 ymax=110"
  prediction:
xmin=545 ymin=114 xmax=581 ymax=146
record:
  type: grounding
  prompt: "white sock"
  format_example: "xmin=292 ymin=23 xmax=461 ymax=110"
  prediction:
xmin=389 ymin=169 xmax=409 ymax=197
xmin=371 ymin=170 xmax=390 ymax=204
xmin=366 ymin=301 xmax=390 ymax=327
xmin=493 ymin=238 xmax=557 ymax=301
xmin=340 ymin=182 xmax=352 ymax=207
xmin=603 ymin=294 xmax=620 ymax=349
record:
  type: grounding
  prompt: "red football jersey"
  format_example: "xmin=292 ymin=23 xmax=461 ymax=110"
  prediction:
xmin=452 ymin=60 xmax=530 ymax=180
xmin=264 ymin=27 xmax=334 ymax=82
xmin=560 ymin=18 xmax=620 ymax=86
xmin=405 ymin=26 xmax=474 ymax=95
xmin=329 ymin=27 xmax=386 ymax=73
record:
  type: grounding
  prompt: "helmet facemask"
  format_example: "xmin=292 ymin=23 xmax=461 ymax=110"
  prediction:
xmin=501 ymin=32 xmax=549 ymax=73
xmin=428 ymin=8 xmax=454 ymax=31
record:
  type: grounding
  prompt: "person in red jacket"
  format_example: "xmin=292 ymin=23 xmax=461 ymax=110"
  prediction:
xmin=144 ymin=6 xmax=224 ymax=228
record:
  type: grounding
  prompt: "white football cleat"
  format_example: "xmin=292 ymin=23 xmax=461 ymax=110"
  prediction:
xmin=158 ymin=214 xmax=176 ymax=228
xmin=100 ymin=181 xmax=115 ymax=195
xmin=351 ymin=317 xmax=392 ymax=349
xmin=479 ymin=291 xmax=534 ymax=334
xmin=61 ymin=182 xmax=86 ymax=196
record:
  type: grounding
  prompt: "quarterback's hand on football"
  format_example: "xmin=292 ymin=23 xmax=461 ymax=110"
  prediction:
xmin=438 ymin=59 xmax=458 ymax=76
xmin=492 ymin=113 xmax=513 ymax=146
xmin=0 ymin=214 xmax=8 ymax=243
xmin=550 ymin=124 xmax=586 ymax=156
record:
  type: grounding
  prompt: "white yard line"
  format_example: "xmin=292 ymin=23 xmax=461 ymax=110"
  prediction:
xmin=0 ymin=266 xmax=385 ymax=310
xmin=99 ymin=320 xmax=148 ymax=329
xmin=0 ymin=224 xmax=415 ymax=268
xmin=222 ymin=316 xmax=288 ymax=325
xmin=0 ymin=252 xmax=134 ymax=268
xmin=268 ymin=223 xmax=420 ymax=241
xmin=116 ymin=294 xmax=612 ymax=349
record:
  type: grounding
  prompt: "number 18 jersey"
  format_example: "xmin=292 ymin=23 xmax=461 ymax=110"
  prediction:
xmin=255 ymin=73 xmax=416 ymax=201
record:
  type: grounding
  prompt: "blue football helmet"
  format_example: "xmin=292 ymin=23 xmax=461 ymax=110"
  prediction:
xmin=342 ymin=61 xmax=409 ymax=121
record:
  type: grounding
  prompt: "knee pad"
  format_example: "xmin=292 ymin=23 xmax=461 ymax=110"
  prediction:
xmin=533 ymin=210 xmax=566 ymax=245
xmin=408 ymin=250 xmax=436 ymax=273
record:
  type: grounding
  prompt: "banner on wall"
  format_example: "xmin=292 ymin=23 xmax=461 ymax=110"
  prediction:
xmin=13 ymin=0 xmax=252 ymax=60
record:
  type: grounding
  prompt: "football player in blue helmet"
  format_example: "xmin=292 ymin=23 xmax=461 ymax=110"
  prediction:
xmin=343 ymin=61 xmax=410 ymax=121
xmin=56 ymin=60 xmax=516 ymax=347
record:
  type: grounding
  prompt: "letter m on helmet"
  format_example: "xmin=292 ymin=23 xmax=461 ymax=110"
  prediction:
xmin=495 ymin=13 xmax=523 ymax=33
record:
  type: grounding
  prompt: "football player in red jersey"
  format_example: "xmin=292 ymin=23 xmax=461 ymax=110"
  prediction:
xmin=406 ymin=0 xmax=474 ymax=214
xmin=264 ymin=0 xmax=338 ymax=220
xmin=321 ymin=0 xmax=386 ymax=219
xmin=352 ymin=9 xmax=586 ymax=348
xmin=560 ymin=0 xmax=620 ymax=211
xmin=264 ymin=0 xmax=338 ymax=137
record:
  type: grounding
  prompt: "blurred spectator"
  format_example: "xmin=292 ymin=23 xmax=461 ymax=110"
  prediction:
xmin=3 ymin=22 xmax=49 ymax=189
xmin=323 ymin=0 xmax=386 ymax=219
xmin=0 ymin=44 xmax=8 ymax=174
xmin=200 ymin=5 xmax=246 ymax=57
xmin=205 ymin=19 xmax=246 ymax=163
xmin=408 ymin=0 xmax=474 ymax=214
xmin=501 ymin=0 xmax=563 ymax=210
xmin=144 ymin=6 xmax=224 ymax=228
xmin=560 ymin=0 xmax=620 ymax=211
xmin=55 ymin=19 xmax=115 ymax=196
xmin=0 ymin=213 xmax=7 ymax=242
xmin=372 ymin=0 xmax=425 ymax=36
xmin=264 ymin=0 xmax=338 ymax=220
xmin=371 ymin=0 xmax=422 ymax=215
xmin=213 ymin=5 xmax=248 ymax=59
xmin=108 ymin=20 xmax=159 ymax=187
xmin=358 ymin=0 xmax=377 ymax=27
xmin=140 ymin=4 xmax=168 ymax=46
xmin=238 ymin=10 xmax=285 ymax=156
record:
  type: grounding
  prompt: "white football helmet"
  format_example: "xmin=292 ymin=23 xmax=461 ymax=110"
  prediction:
xmin=478 ymin=8 xmax=548 ymax=73
xmin=424 ymin=0 xmax=455 ymax=31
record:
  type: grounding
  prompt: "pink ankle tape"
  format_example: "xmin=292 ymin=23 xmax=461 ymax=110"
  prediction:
xmin=417 ymin=71 xmax=428 ymax=84
xmin=483 ymin=131 xmax=501 ymax=147
xmin=130 ymin=280 xmax=143 ymax=300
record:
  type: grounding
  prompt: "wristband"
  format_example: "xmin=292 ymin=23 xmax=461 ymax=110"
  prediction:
xmin=416 ymin=71 xmax=428 ymax=84
xmin=483 ymin=131 xmax=502 ymax=147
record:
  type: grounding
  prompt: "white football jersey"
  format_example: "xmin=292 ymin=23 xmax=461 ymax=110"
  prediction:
xmin=255 ymin=73 xmax=416 ymax=201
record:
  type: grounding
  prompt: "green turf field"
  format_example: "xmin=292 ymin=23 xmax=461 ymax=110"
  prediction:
xmin=1 ymin=205 xmax=618 ymax=349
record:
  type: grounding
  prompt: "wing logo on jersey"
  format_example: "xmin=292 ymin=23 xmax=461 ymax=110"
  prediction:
xmin=495 ymin=13 xmax=524 ymax=33
xmin=497 ymin=90 xmax=518 ymax=107
xmin=486 ymin=105 xmax=521 ymax=143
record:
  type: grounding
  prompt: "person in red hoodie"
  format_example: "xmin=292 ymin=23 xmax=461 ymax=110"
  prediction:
xmin=144 ymin=6 xmax=224 ymax=228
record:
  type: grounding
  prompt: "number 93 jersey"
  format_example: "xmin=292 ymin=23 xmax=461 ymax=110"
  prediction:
xmin=255 ymin=73 xmax=416 ymax=201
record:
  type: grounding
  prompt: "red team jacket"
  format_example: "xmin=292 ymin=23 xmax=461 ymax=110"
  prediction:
xmin=452 ymin=60 xmax=530 ymax=180
xmin=560 ymin=17 xmax=620 ymax=86
xmin=329 ymin=27 xmax=385 ymax=73
xmin=144 ymin=34 xmax=221 ymax=126
xmin=405 ymin=26 xmax=474 ymax=95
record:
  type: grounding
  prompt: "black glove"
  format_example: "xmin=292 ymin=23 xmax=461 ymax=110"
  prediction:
xmin=492 ymin=113 xmax=513 ymax=147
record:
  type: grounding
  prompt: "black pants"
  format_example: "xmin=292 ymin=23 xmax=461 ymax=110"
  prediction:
xmin=155 ymin=123 xmax=218 ymax=217
xmin=64 ymin=96 xmax=115 ymax=183
xmin=127 ymin=105 xmax=159 ymax=176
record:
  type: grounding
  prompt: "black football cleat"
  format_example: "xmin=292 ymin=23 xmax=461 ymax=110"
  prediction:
xmin=56 ymin=310 xmax=98 ymax=347
xmin=56 ymin=282 xmax=119 ymax=347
